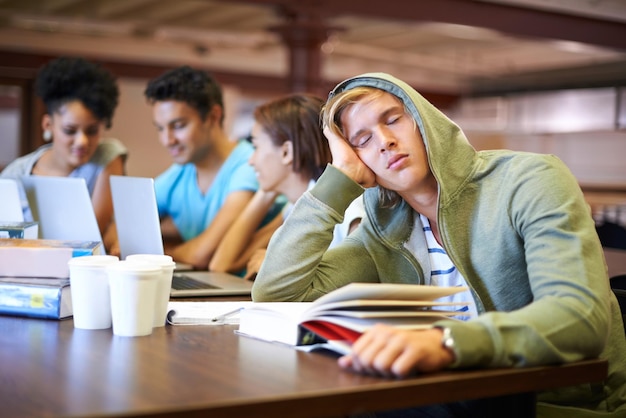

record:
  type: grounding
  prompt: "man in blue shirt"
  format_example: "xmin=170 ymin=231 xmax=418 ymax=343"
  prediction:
xmin=145 ymin=66 xmax=264 ymax=269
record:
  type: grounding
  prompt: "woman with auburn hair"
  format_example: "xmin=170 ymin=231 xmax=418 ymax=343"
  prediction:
xmin=210 ymin=93 xmax=364 ymax=278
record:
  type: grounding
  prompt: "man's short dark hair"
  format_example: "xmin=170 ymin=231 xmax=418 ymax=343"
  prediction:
xmin=144 ymin=66 xmax=224 ymax=124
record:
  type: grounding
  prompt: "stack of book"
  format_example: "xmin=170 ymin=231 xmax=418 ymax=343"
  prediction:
xmin=0 ymin=238 xmax=102 ymax=319
xmin=0 ymin=221 xmax=38 ymax=239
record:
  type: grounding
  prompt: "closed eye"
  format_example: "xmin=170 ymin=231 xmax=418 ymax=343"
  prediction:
xmin=351 ymin=134 xmax=371 ymax=148
xmin=387 ymin=114 xmax=401 ymax=125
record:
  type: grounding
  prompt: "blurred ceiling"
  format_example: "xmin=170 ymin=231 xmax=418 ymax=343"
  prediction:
xmin=0 ymin=0 xmax=625 ymax=95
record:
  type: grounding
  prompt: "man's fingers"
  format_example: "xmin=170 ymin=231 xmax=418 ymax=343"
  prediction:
xmin=323 ymin=125 xmax=347 ymax=144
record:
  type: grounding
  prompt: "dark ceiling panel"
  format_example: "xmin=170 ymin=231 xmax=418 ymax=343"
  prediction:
xmin=226 ymin=0 xmax=626 ymax=50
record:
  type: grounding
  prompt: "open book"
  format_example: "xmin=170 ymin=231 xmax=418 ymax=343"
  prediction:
xmin=237 ymin=283 xmax=472 ymax=352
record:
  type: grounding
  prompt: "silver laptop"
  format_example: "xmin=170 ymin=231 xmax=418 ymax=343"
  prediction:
xmin=109 ymin=174 xmax=189 ymax=266
xmin=21 ymin=176 xmax=105 ymax=253
xmin=109 ymin=175 xmax=252 ymax=297
xmin=109 ymin=175 xmax=163 ymax=259
xmin=0 ymin=179 xmax=25 ymax=222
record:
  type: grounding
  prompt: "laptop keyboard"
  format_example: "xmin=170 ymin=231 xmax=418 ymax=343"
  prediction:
xmin=172 ymin=274 xmax=219 ymax=290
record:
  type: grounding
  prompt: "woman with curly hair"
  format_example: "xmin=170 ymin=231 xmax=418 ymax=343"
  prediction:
xmin=1 ymin=56 xmax=127 ymax=247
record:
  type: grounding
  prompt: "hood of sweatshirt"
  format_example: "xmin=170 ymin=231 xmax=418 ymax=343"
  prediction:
xmin=328 ymin=72 xmax=478 ymax=214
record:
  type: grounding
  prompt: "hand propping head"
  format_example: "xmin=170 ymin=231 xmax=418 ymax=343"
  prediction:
xmin=323 ymin=125 xmax=377 ymax=188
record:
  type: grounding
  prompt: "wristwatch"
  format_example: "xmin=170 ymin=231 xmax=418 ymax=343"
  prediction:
xmin=436 ymin=326 xmax=459 ymax=366
xmin=440 ymin=326 xmax=455 ymax=351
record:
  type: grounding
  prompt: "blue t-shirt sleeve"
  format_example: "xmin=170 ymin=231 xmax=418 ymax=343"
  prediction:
xmin=226 ymin=160 xmax=258 ymax=193
xmin=154 ymin=164 xmax=181 ymax=218
xmin=224 ymin=141 xmax=259 ymax=193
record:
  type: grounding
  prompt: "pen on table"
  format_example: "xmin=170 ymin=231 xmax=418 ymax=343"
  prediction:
xmin=211 ymin=307 xmax=244 ymax=323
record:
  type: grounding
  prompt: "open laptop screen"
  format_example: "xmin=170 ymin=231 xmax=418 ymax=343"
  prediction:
xmin=21 ymin=176 xmax=104 ymax=251
xmin=110 ymin=175 xmax=164 ymax=260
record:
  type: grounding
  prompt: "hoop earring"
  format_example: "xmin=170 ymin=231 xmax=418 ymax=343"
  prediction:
xmin=43 ymin=130 xmax=52 ymax=142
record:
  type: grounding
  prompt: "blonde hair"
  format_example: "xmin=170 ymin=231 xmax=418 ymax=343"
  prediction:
xmin=322 ymin=86 xmax=405 ymax=208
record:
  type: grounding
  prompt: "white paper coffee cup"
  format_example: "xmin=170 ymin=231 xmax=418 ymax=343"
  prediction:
xmin=68 ymin=255 xmax=119 ymax=330
xmin=125 ymin=254 xmax=176 ymax=327
xmin=107 ymin=260 xmax=161 ymax=337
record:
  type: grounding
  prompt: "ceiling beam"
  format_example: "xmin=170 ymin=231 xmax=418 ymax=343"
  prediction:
xmin=0 ymin=50 xmax=460 ymax=108
xmin=469 ymin=59 xmax=626 ymax=95
xmin=224 ymin=0 xmax=626 ymax=51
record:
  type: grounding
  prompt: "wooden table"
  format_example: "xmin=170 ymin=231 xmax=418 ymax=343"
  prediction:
xmin=0 ymin=314 xmax=607 ymax=418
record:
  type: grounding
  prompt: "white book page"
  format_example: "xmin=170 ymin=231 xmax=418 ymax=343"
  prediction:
xmin=313 ymin=283 xmax=469 ymax=306
xmin=308 ymin=310 xmax=461 ymax=320
xmin=308 ymin=299 xmax=469 ymax=312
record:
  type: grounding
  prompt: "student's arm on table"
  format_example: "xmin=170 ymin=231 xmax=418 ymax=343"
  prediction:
xmin=103 ymin=221 xmax=120 ymax=257
xmin=210 ymin=190 xmax=282 ymax=274
xmin=160 ymin=217 xmax=182 ymax=241
xmin=91 ymin=156 xmax=125 ymax=247
xmin=215 ymin=222 xmax=278 ymax=275
xmin=243 ymin=248 xmax=266 ymax=281
xmin=170 ymin=190 xmax=255 ymax=269
xmin=159 ymin=217 xmax=183 ymax=254
xmin=226 ymin=219 xmax=279 ymax=277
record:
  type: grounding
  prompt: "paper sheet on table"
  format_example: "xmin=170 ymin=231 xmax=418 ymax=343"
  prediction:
xmin=167 ymin=301 xmax=255 ymax=325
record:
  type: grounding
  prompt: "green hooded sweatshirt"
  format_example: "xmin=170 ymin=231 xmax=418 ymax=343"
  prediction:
xmin=253 ymin=73 xmax=626 ymax=416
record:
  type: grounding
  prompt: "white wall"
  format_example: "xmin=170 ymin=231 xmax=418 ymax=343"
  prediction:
xmin=104 ymin=78 xmax=167 ymax=178
xmin=0 ymin=109 xmax=20 ymax=167
xmin=508 ymin=131 xmax=626 ymax=188
xmin=450 ymin=89 xmax=626 ymax=191
xmin=466 ymin=129 xmax=626 ymax=189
